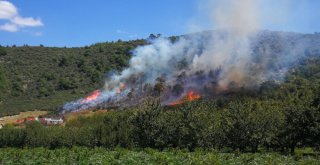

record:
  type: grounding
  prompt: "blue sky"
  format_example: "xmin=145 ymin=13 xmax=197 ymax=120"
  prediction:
xmin=0 ymin=0 xmax=319 ymax=47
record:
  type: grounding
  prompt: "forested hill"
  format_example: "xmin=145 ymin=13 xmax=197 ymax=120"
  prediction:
xmin=0 ymin=31 xmax=320 ymax=116
xmin=0 ymin=39 xmax=146 ymax=116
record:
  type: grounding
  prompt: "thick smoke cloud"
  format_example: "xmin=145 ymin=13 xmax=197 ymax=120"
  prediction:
xmin=62 ymin=0 xmax=316 ymax=113
xmin=106 ymin=0 xmax=262 ymax=90
xmin=190 ymin=0 xmax=260 ymax=88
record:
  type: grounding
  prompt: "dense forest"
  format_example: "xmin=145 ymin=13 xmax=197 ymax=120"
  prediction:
xmin=0 ymin=39 xmax=147 ymax=116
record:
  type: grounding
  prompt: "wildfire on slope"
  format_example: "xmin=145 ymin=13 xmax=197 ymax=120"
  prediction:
xmin=80 ymin=90 xmax=101 ymax=104
xmin=169 ymin=90 xmax=201 ymax=106
xmin=61 ymin=0 xmax=316 ymax=114
xmin=61 ymin=82 xmax=128 ymax=114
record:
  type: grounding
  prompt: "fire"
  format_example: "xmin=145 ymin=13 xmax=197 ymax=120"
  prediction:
xmin=169 ymin=90 xmax=201 ymax=106
xmin=81 ymin=90 xmax=100 ymax=103
xmin=79 ymin=83 xmax=124 ymax=105
xmin=116 ymin=83 xmax=126 ymax=94
xmin=187 ymin=91 xmax=201 ymax=101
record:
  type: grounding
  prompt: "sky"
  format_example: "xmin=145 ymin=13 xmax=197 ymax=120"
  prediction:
xmin=0 ymin=0 xmax=319 ymax=47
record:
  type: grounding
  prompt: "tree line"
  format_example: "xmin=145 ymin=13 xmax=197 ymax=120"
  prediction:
xmin=0 ymin=69 xmax=319 ymax=153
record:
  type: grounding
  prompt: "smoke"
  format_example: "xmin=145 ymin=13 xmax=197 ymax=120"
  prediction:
xmin=211 ymin=0 xmax=259 ymax=35
xmin=109 ymin=0 xmax=263 ymax=90
xmin=190 ymin=0 xmax=260 ymax=88
xmin=62 ymin=0 xmax=317 ymax=113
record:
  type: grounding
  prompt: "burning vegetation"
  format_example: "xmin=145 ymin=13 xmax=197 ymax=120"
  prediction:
xmin=61 ymin=0 xmax=320 ymax=114
xmin=80 ymin=90 xmax=101 ymax=104
xmin=61 ymin=29 xmax=320 ymax=114
xmin=169 ymin=91 xmax=201 ymax=106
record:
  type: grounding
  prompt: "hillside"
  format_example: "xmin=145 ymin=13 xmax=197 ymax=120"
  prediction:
xmin=0 ymin=31 xmax=320 ymax=154
xmin=0 ymin=31 xmax=320 ymax=116
xmin=0 ymin=39 xmax=146 ymax=116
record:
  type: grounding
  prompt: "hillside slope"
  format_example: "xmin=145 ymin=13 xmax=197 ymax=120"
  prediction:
xmin=0 ymin=31 xmax=320 ymax=116
xmin=0 ymin=39 xmax=146 ymax=116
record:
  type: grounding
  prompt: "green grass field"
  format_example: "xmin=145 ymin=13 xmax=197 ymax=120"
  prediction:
xmin=0 ymin=147 xmax=319 ymax=165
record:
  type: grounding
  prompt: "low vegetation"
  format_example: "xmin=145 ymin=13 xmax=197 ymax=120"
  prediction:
xmin=0 ymin=147 xmax=319 ymax=164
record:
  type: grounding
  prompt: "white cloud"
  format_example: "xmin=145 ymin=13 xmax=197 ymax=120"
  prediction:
xmin=0 ymin=1 xmax=17 ymax=19
xmin=0 ymin=23 xmax=18 ymax=32
xmin=12 ymin=16 xmax=43 ymax=27
xmin=0 ymin=0 xmax=43 ymax=32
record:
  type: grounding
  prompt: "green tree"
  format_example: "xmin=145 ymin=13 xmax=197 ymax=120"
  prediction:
xmin=58 ymin=78 xmax=77 ymax=90
xmin=222 ymin=99 xmax=284 ymax=152
xmin=37 ymin=78 xmax=54 ymax=97
xmin=276 ymin=105 xmax=320 ymax=153
xmin=0 ymin=65 xmax=8 ymax=94
xmin=101 ymin=111 xmax=134 ymax=148
xmin=25 ymin=122 xmax=48 ymax=147
xmin=0 ymin=46 xmax=6 ymax=56
xmin=132 ymin=100 xmax=164 ymax=148
xmin=0 ymin=126 xmax=26 ymax=147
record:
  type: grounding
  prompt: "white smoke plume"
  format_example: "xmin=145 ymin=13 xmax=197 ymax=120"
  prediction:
xmin=190 ymin=0 xmax=260 ymax=87
xmin=62 ymin=0 xmax=317 ymax=113
xmin=106 ymin=0 xmax=261 ymax=89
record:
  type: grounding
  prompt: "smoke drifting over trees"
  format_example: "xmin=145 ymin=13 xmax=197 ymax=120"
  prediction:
xmin=63 ymin=0 xmax=319 ymax=113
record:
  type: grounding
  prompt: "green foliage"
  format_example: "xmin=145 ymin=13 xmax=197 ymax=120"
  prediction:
xmin=58 ymin=78 xmax=77 ymax=90
xmin=0 ymin=39 xmax=146 ymax=115
xmin=0 ymin=46 xmax=6 ymax=56
xmin=222 ymin=99 xmax=284 ymax=152
xmin=0 ymin=65 xmax=9 ymax=95
xmin=0 ymin=126 xmax=26 ymax=147
xmin=1 ymin=35 xmax=320 ymax=157
xmin=0 ymin=56 xmax=320 ymax=154
xmin=37 ymin=78 xmax=54 ymax=97
xmin=0 ymin=147 xmax=319 ymax=164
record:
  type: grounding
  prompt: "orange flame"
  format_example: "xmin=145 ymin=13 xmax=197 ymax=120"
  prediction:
xmin=81 ymin=90 xmax=100 ymax=103
xmin=117 ymin=83 xmax=126 ymax=94
xmin=169 ymin=90 xmax=201 ymax=106
xmin=187 ymin=91 xmax=201 ymax=101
